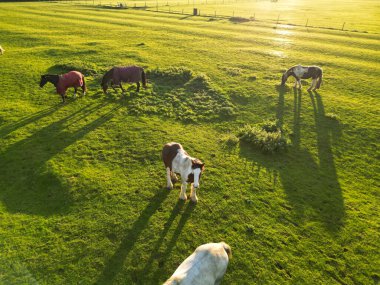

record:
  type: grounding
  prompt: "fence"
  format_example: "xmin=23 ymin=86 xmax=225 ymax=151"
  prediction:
xmin=52 ymin=0 xmax=371 ymax=34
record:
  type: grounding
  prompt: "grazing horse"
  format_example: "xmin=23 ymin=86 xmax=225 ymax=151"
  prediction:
xmin=281 ymin=65 xmax=323 ymax=91
xmin=0 ymin=45 xmax=4 ymax=55
xmin=101 ymin=65 xmax=146 ymax=93
xmin=164 ymin=242 xmax=232 ymax=285
xmin=40 ymin=71 xmax=86 ymax=103
xmin=162 ymin=142 xmax=205 ymax=202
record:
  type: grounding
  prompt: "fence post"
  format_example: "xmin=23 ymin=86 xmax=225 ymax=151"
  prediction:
xmin=341 ymin=22 xmax=345 ymax=30
xmin=305 ymin=18 xmax=308 ymax=27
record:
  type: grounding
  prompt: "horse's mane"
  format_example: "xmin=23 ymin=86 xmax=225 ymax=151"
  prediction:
xmin=101 ymin=68 xmax=115 ymax=85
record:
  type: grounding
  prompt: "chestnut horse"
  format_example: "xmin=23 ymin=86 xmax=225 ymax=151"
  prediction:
xmin=40 ymin=71 xmax=86 ymax=103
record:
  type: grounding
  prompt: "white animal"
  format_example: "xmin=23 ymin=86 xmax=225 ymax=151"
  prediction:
xmin=164 ymin=242 xmax=232 ymax=285
xmin=0 ymin=46 xmax=4 ymax=55
xmin=162 ymin=142 xmax=205 ymax=202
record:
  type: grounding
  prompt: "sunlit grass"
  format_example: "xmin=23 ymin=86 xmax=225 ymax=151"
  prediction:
xmin=0 ymin=1 xmax=379 ymax=284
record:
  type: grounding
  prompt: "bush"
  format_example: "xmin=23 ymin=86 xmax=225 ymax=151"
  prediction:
xmin=237 ymin=120 xmax=289 ymax=153
xmin=221 ymin=133 xmax=239 ymax=148
xmin=48 ymin=61 xmax=99 ymax=76
xmin=147 ymin=67 xmax=193 ymax=83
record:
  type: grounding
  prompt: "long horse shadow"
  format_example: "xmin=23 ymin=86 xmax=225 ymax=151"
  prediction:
xmin=0 ymin=102 xmax=119 ymax=216
xmin=94 ymin=188 xmax=172 ymax=285
xmin=240 ymin=86 xmax=344 ymax=232
xmin=139 ymin=201 xmax=195 ymax=284
xmin=0 ymin=104 xmax=62 ymax=139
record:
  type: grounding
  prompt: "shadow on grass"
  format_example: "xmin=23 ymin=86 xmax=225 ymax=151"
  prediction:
xmin=0 ymin=102 xmax=120 ymax=216
xmin=94 ymin=188 xmax=172 ymax=285
xmin=0 ymin=104 xmax=62 ymax=138
xmin=240 ymin=86 xmax=345 ymax=233
xmin=140 ymin=201 xmax=195 ymax=284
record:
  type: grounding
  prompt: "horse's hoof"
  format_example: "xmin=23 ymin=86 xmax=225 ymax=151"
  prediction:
xmin=190 ymin=197 xmax=198 ymax=203
xmin=167 ymin=185 xmax=173 ymax=190
xmin=179 ymin=195 xmax=187 ymax=201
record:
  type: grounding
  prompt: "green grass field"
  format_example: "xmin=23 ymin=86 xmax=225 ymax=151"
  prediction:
xmin=0 ymin=1 xmax=379 ymax=284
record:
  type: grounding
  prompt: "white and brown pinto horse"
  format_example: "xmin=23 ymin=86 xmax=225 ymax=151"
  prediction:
xmin=164 ymin=242 xmax=232 ymax=285
xmin=281 ymin=65 xmax=323 ymax=91
xmin=162 ymin=142 xmax=205 ymax=203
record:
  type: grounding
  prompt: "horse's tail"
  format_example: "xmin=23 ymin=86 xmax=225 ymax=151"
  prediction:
xmin=82 ymin=75 xmax=87 ymax=92
xmin=141 ymin=69 xmax=147 ymax=88
xmin=316 ymin=69 xmax=323 ymax=89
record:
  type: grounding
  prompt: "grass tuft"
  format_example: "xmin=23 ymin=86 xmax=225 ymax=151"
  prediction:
xmin=237 ymin=120 xmax=290 ymax=153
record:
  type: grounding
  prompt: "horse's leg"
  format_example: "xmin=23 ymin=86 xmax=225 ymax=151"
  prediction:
xmin=179 ymin=180 xmax=187 ymax=200
xmin=60 ymin=94 xmax=65 ymax=103
xmin=119 ymin=83 xmax=125 ymax=93
xmin=136 ymin=82 xmax=140 ymax=92
xmin=166 ymin=167 xmax=173 ymax=190
xmin=308 ymin=79 xmax=315 ymax=92
xmin=293 ymin=78 xmax=298 ymax=89
xmin=171 ymin=171 xmax=178 ymax=183
xmin=190 ymin=184 xmax=198 ymax=203
xmin=314 ymin=76 xmax=321 ymax=90
xmin=74 ymin=87 xmax=78 ymax=98
xmin=298 ymin=79 xmax=302 ymax=89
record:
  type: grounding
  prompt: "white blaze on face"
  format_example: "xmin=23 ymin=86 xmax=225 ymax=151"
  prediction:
xmin=193 ymin=168 xmax=201 ymax=188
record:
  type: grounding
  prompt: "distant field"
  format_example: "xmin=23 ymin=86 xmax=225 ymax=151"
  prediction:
xmin=57 ymin=0 xmax=380 ymax=32
xmin=0 ymin=1 xmax=379 ymax=285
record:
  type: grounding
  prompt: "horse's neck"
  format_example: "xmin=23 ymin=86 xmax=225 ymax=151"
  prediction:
xmin=48 ymin=75 xmax=59 ymax=86
xmin=102 ymin=70 xmax=113 ymax=85
xmin=173 ymin=151 xmax=192 ymax=174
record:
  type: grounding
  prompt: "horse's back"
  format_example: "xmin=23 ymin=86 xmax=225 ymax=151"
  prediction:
xmin=162 ymin=142 xmax=183 ymax=170
xmin=115 ymin=66 xmax=143 ymax=83
xmin=62 ymin=71 xmax=84 ymax=85
xmin=165 ymin=243 xmax=230 ymax=285
xmin=302 ymin=66 xmax=322 ymax=79
xmin=56 ymin=71 xmax=84 ymax=94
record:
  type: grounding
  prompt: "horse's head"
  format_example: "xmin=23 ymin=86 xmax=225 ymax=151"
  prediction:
xmin=191 ymin=159 xmax=205 ymax=188
xmin=101 ymin=81 xmax=108 ymax=93
xmin=39 ymin=75 xmax=49 ymax=88
xmin=281 ymin=72 xmax=288 ymax=86
xmin=101 ymin=68 xmax=114 ymax=93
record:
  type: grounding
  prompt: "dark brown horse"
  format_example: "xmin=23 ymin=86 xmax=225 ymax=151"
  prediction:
xmin=281 ymin=65 xmax=323 ymax=91
xmin=101 ymin=66 xmax=146 ymax=93
xmin=40 ymin=71 xmax=86 ymax=103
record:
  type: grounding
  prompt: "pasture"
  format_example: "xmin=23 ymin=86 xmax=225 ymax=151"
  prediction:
xmin=0 ymin=0 xmax=379 ymax=284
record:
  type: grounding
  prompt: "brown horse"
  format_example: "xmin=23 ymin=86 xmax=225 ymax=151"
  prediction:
xmin=40 ymin=71 xmax=86 ymax=103
xmin=101 ymin=66 xmax=146 ymax=93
